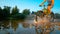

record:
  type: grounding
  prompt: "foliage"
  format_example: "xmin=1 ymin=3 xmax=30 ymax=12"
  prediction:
xmin=22 ymin=9 xmax=30 ymax=15
xmin=11 ymin=6 xmax=19 ymax=15
xmin=3 ymin=6 xmax=10 ymax=17
xmin=0 ymin=6 xmax=10 ymax=21
xmin=54 ymin=13 xmax=60 ymax=19
xmin=12 ymin=13 xmax=26 ymax=20
xmin=31 ymin=11 xmax=37 ymax=15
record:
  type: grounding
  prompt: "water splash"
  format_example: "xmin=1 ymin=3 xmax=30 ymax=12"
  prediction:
xmin=34 ymin=15 xmax=51 ymax=26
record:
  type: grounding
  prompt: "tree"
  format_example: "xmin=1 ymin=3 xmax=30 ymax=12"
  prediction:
xmin=0 ymin=7 xmax=3 ymax=20
xmin=22 ymin=9 xmax=30 ymax=15
xmin=3 ymin=6 xmax=11 ymax=19
xmin=11 ymin=6 xmax=19 ymax=15
xmin=31 ymin=11 xmax=37 ymax=15
xmin=0 ymin=6 xmax=11 ymax=20
xmin=12 ymin=13 xmax=26 ymax=20
xmin=3 ymin=6 xmax=10 ymax=16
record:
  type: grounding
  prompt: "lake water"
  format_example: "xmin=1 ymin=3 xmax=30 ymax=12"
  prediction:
xmin=0 ymin=20 xmax=60 ymax=34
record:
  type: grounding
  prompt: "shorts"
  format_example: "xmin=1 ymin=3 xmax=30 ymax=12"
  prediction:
xmin=48 ymin=4 xmax=52 ymax=6
xmin=48 ymin=4 xmax=54 ymax=8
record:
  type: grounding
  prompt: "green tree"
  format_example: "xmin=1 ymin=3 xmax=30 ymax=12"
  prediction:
xmin=0 ymin=7 xmax=3 ymax=20
xmin=22 ymin=9 xmax=30 ymax=15
xmin=0 ymin=6 xmax=11 ymax=20
xmin=3 ymin=6 xmax=11 ymax=19
xmin=11 ymin=6 xmax=19 ymax=15
xmin=3 ymin=6 xmax=10 ymax=16
xmin=32 ymin=11 xmax=37 ymax=15
xmin=12 ymin=13 xmax=26 ymax=20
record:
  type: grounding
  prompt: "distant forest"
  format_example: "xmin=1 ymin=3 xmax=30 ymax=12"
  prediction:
xmin=0 ymin=6 xmax=60 ymax=21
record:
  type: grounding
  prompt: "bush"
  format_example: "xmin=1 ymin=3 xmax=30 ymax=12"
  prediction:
xmin=12 ymin=13 xmax=26 ymax=20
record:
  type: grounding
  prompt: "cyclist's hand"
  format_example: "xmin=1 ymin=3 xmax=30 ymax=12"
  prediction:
xmin=39 ymin=5 xmax=42 ymax=7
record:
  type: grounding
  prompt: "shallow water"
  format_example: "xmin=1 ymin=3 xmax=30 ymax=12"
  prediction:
xmin=0 ymin=20 xmax=60 ymax=34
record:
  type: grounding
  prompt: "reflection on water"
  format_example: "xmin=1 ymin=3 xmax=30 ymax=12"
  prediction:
xmin=11 ymin=20 xmax=19 ymax=31
xmin=0 ymin=20 xmax=60 ymax=34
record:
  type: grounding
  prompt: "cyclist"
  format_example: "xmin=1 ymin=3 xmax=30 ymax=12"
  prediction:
xmin=40 ymin=0 xmax=54 ymax=15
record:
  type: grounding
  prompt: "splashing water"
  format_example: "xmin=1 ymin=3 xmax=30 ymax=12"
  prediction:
xmin=34 ymin=15 xmax=51 ymax=28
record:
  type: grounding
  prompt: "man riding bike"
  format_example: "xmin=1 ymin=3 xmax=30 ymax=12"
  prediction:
xmin=40 ymin=0 xmax=54 ymax=16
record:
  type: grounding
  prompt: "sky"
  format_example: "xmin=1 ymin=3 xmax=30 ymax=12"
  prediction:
xmin=0 ymin=0 xmax=60 ymax=13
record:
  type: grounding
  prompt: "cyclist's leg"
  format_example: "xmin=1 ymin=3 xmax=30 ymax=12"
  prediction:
xmin=47 ymin=5 xmax=52 ymax=15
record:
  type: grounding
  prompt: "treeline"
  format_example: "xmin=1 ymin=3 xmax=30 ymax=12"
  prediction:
xmin=54 ymin=13 xmax=60 ymax=19
xmin=0 ymin=6 xmax=60 ymax=21
xmin=0 ymin=6 xmax=10 ymax=21
xmin=0 ymin=6 xmax=30 ymax=21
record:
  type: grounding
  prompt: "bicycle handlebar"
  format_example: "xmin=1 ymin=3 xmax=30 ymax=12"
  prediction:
xmin=39 ymin=5 xmax=46 ymax=7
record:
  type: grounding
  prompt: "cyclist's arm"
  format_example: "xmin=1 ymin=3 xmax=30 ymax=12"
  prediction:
xmin=51 ymin=0 xmax=54 ymax=6
xmin=40 ymin=0 xmax=46 ymax=6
